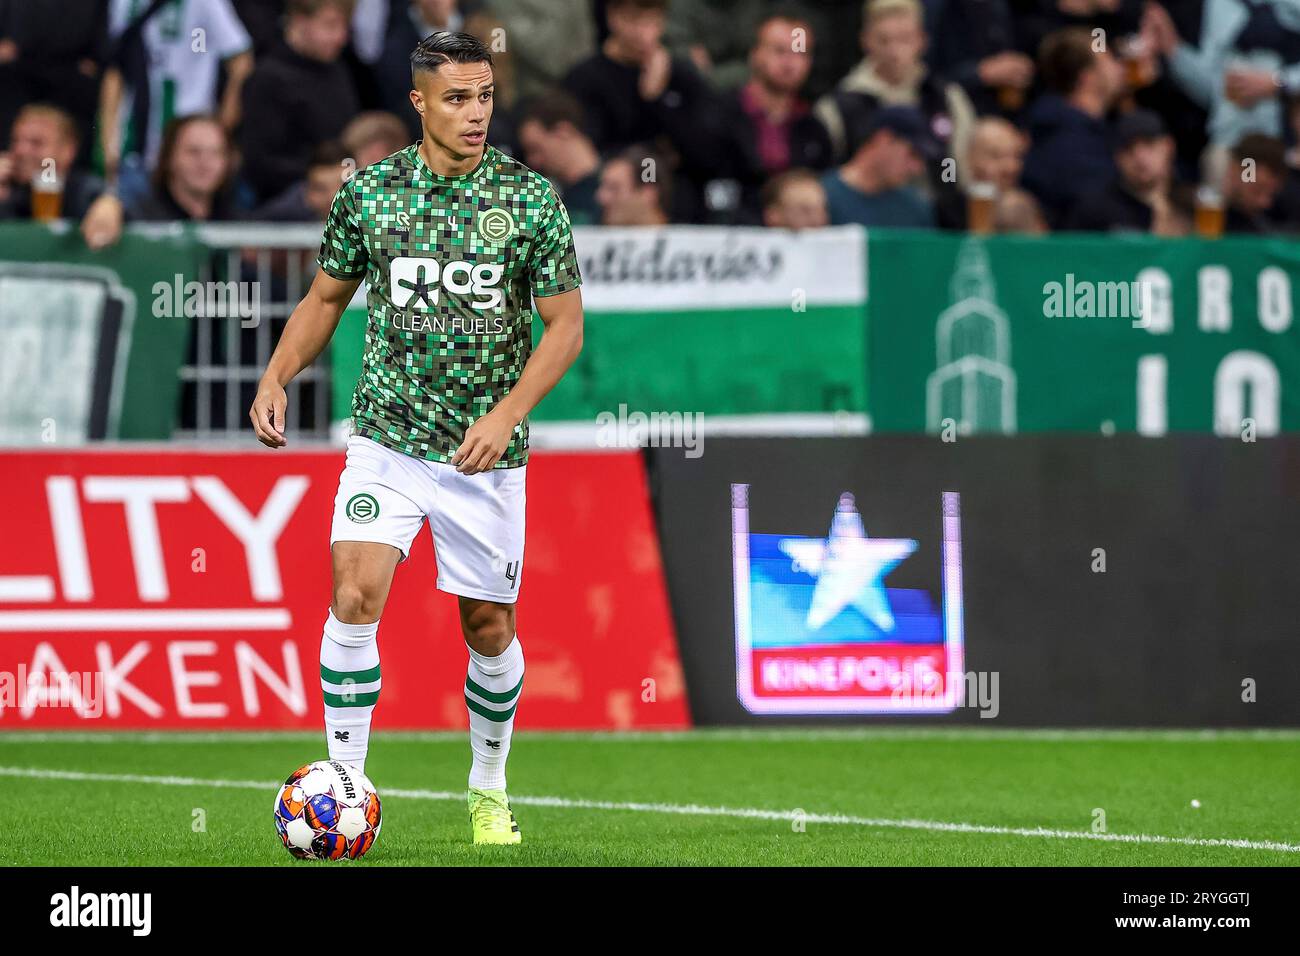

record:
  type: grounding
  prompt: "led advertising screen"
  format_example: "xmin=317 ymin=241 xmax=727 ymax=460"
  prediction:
xmin=732 ymin=483 xmax=963 ymax=714
xmin=648 ymin=436 xmax=1300 ymax=727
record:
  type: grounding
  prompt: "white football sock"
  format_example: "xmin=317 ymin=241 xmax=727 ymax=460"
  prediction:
xmin=320 ymin=610 xmax=381 ymax=774
xmin=464 ymin=636 xmax=524 ymax=791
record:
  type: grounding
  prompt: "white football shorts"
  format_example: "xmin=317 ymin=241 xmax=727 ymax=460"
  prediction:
xmin=329 ymin=435 xmax=526 ymax=604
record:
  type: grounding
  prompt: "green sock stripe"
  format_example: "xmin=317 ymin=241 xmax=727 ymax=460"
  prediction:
xmin=465 ymin=694 xmax=519 ymax=723
xmin=320 ymin=663 xmax=381 ymax=684
xmin=323 ymin=690 xmax=380 ymax=708
xmin=465 ymin=673 xmax=523 ymax=704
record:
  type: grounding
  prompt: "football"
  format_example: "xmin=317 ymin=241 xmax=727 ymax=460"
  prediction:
xmin=273 ymin=760 xmax=382 ymax=860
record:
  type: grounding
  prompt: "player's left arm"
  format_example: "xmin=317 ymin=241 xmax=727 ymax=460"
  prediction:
xmin=452 ymin=287 xmax=584 ymax=474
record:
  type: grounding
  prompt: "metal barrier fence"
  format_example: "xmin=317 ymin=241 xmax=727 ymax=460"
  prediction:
xmin=133 ymin=222 xmax=333 ymax=443
xmin=123 ymin=223 xmax=862 ymax=451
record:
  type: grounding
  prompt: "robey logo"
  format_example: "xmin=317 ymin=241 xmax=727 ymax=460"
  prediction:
xmin=390 ymin=256 xmax=503 ymax=310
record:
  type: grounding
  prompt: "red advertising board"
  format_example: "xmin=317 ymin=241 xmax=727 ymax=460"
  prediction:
xmin=0 ymin=448 xmax=688 ymax=730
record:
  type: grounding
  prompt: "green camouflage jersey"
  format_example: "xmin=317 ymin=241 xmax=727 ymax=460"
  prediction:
xmin=317 ymin=142 xmax=582 ymax=467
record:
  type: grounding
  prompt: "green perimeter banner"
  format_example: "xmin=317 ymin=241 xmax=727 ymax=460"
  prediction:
xmin=0 ymin=222 xmax=206 ymax=441
xmin=868 ymin=231 xmax=1300 ymax=435
xmin=331 ymin=225 xmax=869 ymax=424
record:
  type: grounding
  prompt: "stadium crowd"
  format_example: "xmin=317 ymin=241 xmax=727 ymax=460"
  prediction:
xmin=2 ymin=0 xmax=1300 ymax=241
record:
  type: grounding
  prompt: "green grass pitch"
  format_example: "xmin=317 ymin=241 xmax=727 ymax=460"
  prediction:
xmin=1 ymin=729 xmax=1296 ymax=866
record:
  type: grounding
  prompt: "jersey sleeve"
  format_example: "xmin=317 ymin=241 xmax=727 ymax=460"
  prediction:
xmin=527 ymin=188 xmax=582 ymax=298
xmin=206 ymin=0 xmax=254 ymax=59
xmin=318 ymin=183 xmax=368 ymax=280
xmin=108 ymin=0 xmax=131 ymax=38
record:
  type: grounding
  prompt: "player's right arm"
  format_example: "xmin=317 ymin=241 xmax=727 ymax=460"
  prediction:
xmin=249 ymin=270 xmax=361 ymax=448
xmin=252 ymin=177 xmax=369 ymax=447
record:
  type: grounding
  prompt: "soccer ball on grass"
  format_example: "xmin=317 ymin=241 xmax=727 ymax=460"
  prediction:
xmin=273 ymin=759 xmax=381 ymax=860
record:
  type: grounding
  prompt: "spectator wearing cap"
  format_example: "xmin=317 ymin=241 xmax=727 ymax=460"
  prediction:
xmin=761 ymin=168 xmax=829 ymax=230
xmin=1066 ymin=109 xmax=1192 ymax=234
xmin=1021 ymin=27 xmax=1127 ymax=227
xmin=1223 ymin=132 xmax=1290 ymax=233
xmin=820 ymin=104 xmax=936 ymax=227
xmin=814 ymin=0 xmax=975 ymax=175
xmin=517 ymin=92 xmax=602 ymax=226
xmin=239 ymin=0 xmax=360 ymax=202
xmin=711 ymin=12 xmax=833 ymax=224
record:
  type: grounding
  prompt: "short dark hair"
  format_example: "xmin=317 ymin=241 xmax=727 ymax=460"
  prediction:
xmin=1232 ymin=133 xmax=1287 ymax=176
xmin=410 ymin=31 xmax=493 ymax=82
xmin=754 ymin=8 xmax=811 ymax=47
xmin=1038 ymin=27 xmax=1097 ymax=95
xmin=287 ymin=0 xmax=354 ymax=17
xmin=308 ymin=140 xmax=350 ymax=171
xmin=607 ymin=0 xmax=668 ymax=12
xmin=610 ymin=145 xmax=673 ymax=212
xmin=518 ymin=91 xmax=589 ymax=135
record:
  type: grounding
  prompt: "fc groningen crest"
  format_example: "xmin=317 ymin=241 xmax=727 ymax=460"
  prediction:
xmin=345 ymin=493 xmax=379 ymax=524
xmin=478 ymin=207 xmax=515 ymax=244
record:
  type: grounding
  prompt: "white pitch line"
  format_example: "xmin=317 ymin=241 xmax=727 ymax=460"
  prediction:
xmin=1 ymin=764 xmax=1296 ymax=855
xmin=0 ymin=729 xmax=1263 ymax=744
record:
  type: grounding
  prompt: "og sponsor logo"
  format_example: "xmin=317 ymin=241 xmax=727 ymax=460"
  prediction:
xmin=390 ymin=256 xmax=503 ymax=310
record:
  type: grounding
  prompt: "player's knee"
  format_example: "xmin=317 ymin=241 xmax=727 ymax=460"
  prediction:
xmin=332 ymin=582 xmax=383 ymax=624
xmin=460 ymin=603 xmax=514 ymax=656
